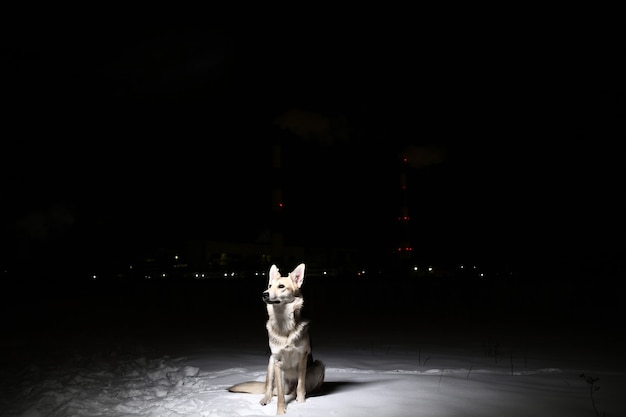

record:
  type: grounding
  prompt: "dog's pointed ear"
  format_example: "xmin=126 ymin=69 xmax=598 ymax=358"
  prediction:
xmin=290 ymin=263 xmax=305 ymax=288
xmin=269 ymin=264 xmax=280 ymax=281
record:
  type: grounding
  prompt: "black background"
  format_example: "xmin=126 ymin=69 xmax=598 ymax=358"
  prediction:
xmin=2 ymin=9 xmax=623 ymax=283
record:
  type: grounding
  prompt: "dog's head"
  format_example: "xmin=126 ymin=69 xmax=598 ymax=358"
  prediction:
xmin=262 ymin=263 xmax=305 ymax=305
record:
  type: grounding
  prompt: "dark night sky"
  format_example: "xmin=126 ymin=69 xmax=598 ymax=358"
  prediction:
xmin=1 ymin=11 xmax=624 ymax=276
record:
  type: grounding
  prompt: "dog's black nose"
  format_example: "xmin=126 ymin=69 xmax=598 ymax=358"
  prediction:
xmin=262 ymin=291 xmax=270 ymax=300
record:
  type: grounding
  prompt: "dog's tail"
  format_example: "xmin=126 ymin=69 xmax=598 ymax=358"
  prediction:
xmin=227 ymin=360 xmax=325 ymax=395
xmin=228 ymin=381 xmax=266 ymax=394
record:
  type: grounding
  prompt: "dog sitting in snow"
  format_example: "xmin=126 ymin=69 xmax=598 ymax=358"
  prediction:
xmin=228 ymin=263 xmax=325 ymax=415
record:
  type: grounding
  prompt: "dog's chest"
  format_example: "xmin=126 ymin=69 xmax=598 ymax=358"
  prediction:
xmin=268 ymin=323 xmax=309 ymax=347
xmin=274 ymin=346 xmax=305 ymax=372
xmin=267 ymin=318 xmax=310 ymax=357
xmin=266 ymin=301 xmax=310 ymax=357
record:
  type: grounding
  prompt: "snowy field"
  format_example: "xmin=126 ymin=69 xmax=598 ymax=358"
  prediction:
xmin=1 ymin=275 xmax=625 ymax=416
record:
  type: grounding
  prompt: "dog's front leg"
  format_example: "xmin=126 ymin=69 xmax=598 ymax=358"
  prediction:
xmin=260 ymin=357 xmax=275 ymax=406
xmin=275 ymin=360 xmax=286 ymax=415
xmin=296 ymin=352 xmax=308 ymax=403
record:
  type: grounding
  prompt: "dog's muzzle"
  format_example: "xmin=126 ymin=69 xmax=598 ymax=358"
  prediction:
xmin=262 ymin=292 xmax=280 ymax=304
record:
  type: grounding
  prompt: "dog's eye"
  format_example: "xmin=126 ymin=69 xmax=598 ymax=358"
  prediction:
xmin=278 ymin=284 xmax=285 ymax=289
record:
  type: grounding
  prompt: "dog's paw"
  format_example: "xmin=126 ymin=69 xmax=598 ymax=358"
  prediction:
xmin=296 ymin=395 xmax=306 ymax=403
xmin=260 ymin=395 xmax=272 ymax=406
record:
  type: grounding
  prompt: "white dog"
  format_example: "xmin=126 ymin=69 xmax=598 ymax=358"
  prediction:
xmin=228 ymin=263 xmax=325 ymax=414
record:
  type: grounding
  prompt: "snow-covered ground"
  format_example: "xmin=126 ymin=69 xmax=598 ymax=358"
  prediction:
xmin=1 ymin=276 xmax=625 ymax=416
